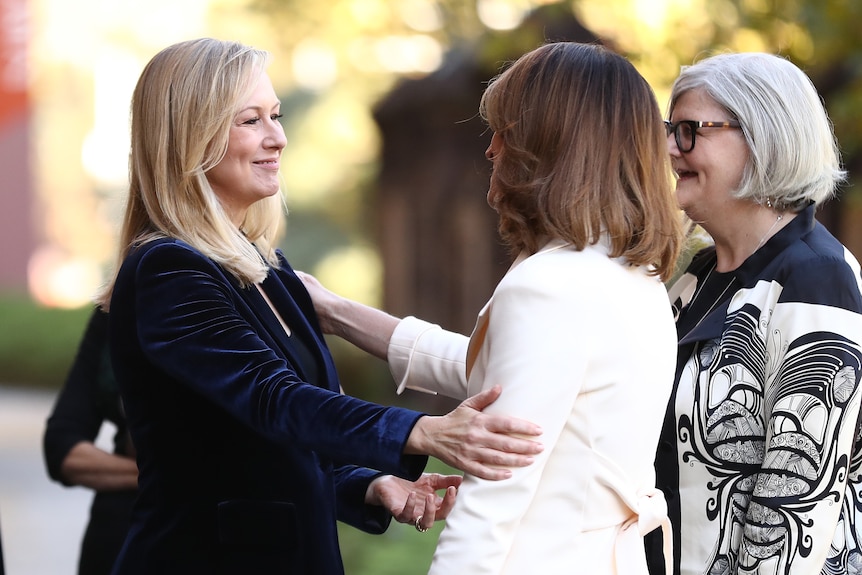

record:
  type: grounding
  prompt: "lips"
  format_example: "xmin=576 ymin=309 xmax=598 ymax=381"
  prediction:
xmin=675 ymin=169 xmax=696 ymax=181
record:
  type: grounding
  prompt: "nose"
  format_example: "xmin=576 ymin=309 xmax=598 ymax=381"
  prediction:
xmin=485 ymin=131 xmax=502 ymax=161
xmin=267 ymin=117 xmax=288 ymax=150
xmin=484 ymin=142 xmax=494 ymax=161
xmin=666 ymin=131 xmax=681 ymax=157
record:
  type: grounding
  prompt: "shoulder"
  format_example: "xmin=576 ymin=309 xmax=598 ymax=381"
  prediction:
xmin=498 ymin=242 xmax=664 ymax=304
xmin=273 ymin=248 xmax=292 ymax=271
xmin=127 ymin=237 xmax=201 ymax=260
xmin=771 ymin=226 xmax=862 ymax=311
xmin=505 ymin=242 xmax=608 ymax=280
xmin=116 ymin=238 xmax=235 ymax=292
xmin=122 ymin=238 xmax=216 ymax=272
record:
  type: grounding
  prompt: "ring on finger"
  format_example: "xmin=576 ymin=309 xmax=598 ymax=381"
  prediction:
xmin=414 ymin=515 xmax=428 ymax=533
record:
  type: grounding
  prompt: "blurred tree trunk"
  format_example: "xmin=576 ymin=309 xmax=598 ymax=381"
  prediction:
xmin=372 ymin=6 xmax=602 ymax=336
xmin=809 ymin=63 xmax=862 ymax=257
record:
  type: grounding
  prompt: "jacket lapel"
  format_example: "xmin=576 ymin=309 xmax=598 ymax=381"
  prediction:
xmin=239 ymin=283 xmax=302 ymax=368
xmin=465 ymin=241 xmax=572 ymax=379
xmin=466 ymin=302 xmax=490 ymax=380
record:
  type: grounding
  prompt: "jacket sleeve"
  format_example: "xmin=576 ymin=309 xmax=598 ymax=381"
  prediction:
xmin=127 ymin=241 xmax=427 ymax=480
xmin=332 ymin=465 xmax=392 ymax=534
xmin=387 ymin=316 xmax=470 ymax=399
xmin=740 ymin=257 xmax=862 ymax=573
xmin=43 ymin=308 xmax=110 ymax=485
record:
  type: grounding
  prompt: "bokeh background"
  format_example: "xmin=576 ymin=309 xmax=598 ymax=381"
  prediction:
xmin=0 ymin=0 xmax=860 ymax=573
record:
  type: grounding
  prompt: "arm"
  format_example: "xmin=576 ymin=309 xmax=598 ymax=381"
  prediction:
xmin=297 ymin=268 xmax=541 ymax=476
xmin=127 ymin=243 xmax=541 ymax=481
xmin=297 ymin=271 xmax=471 ymax=398
xmin=44 ymin=309 xmax=136 ymax=491
xmin=295 ymin=270 xmax=397 ymax=360
xmin=59 ymin=442 xmax=138 ymax=491
xmin=739 ymin=260 xmax=862 ymax=573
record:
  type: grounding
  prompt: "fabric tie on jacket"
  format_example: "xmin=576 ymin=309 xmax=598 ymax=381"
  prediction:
xmin=615 ymin=488 xmax=673 ymax=575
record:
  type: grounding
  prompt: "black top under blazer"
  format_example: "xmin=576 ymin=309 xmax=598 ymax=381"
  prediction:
xmin=108 ymin=238 xmax=427 ymax=575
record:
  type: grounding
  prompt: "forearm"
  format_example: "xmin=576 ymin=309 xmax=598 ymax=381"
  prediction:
xmin=323 ymin=296 xmax=400 ymax=361
xmin=403 ymin=388 xmax=543 ymax=481
xmin=60 ymin=441 xmax=138 ymax=491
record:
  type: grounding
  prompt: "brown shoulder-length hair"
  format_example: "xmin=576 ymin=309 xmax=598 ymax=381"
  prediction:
xmin=480 ymin=42 xmax=683 ymax=280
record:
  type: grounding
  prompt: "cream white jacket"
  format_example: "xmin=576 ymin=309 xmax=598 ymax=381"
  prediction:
xmin=388 ymin=239 xmax=676 ymax=574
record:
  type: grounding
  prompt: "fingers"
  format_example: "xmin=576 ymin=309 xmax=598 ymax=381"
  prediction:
xmin=453 ymin=437 xmax=543 ymax=480
xmin=461 ymin=384 xmax=502 ymax=411
xmin=484 ymin=413 xmax=543 ymax=437
xmin=459 ymin=387 xmax=543 ymax=437
xmin=459 ymin=460 xmax=513 ymax=481
xmin=394 ymin=490 xmax=419 ymax=524
xmin=435 ymin=485 xmax=457 ymax=520
xmin=423 ymin=472 xmax=463 ymax=491
xmin=398 ymin=493 xmax=435 ymax=532
xmin=479 ymin=430 xmax=544 ymax=459
xmin=398 ymin=476 xmax=461 ymax=530
xmin=415 ymin=494 xmax=435 ymax=532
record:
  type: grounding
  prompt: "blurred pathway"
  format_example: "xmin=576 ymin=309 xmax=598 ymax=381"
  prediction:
xmin=0 ymin=385 xmax=91 ymax=575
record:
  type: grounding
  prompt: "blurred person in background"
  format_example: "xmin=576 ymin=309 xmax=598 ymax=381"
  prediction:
xmin=0 ymin=514 xmax=4 ymax=575
xmin=646 ymin=52 xmax=862 ymax=575
xmin=96 ymin=37 xmax=543 ymax=575
xmin=44 ymin=307 xmax=137 ymax=575
xmin=300 ymin=41 xmax=685 ymax=574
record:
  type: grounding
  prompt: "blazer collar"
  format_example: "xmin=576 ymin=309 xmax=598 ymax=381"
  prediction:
xmin=467 ymin=237 xmax=603 ymax=377
xmin=239 ymin=272 xmax=330 ymax=387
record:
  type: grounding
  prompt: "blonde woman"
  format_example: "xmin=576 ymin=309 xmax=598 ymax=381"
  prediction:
xmin=98 ymin=38 xmax=543 ymax=575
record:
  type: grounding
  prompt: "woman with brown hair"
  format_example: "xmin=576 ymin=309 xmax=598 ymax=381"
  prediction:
xmin=300 ymin=41 xmax=685 ymax=574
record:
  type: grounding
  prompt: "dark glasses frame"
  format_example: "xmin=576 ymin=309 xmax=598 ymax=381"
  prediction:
xmin=664 ymin=120 xmax=741 ymax=153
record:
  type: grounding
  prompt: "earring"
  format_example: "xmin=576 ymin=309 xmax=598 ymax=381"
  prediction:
xmin=765 ymin=198 xmax=773 ymax=209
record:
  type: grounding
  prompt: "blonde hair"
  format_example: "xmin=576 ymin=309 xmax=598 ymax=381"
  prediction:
xmin=480 ymin=42 xmax=683 ymax=280
xmin=98 ymin=38 xmax=283 ymax=309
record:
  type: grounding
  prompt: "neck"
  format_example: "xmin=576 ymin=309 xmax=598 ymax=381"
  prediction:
xmin=711 ymin=206 xmax=793 ymax=272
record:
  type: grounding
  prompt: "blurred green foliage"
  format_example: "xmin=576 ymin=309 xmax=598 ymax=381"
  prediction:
xmin=0 ymin=293 xmax=90 ymax=388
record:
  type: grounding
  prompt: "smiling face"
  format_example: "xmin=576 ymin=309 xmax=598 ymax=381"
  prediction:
xmin=668 ymin=89 xmax=749 ymax=226
xmin=207 ymin=72 xmax=287 ymax=226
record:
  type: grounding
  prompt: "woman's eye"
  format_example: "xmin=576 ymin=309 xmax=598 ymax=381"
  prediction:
xmin=242 ymin=117 xmax=260 ymax=125
xmin=271 ymin=113 xmax=283 ymax=121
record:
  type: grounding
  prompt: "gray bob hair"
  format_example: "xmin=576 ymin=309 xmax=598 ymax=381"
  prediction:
xmin=669 ymin=52 xmax=846 ymax=211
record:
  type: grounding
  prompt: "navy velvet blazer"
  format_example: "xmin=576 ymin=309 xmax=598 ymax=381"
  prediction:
xmin=108 ymin=238 xmax=427 ymax=575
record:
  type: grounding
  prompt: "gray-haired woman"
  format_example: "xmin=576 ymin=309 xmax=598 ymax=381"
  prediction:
xmin=648 ymin=52 xmax=862 ymax=575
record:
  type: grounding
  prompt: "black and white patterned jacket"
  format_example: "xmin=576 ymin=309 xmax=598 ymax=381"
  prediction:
xmin=647 ymin=203 xmax=862 ymax=575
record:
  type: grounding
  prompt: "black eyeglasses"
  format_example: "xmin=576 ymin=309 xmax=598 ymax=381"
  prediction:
xmin=664 ymin=120 xmax=741 ymax=153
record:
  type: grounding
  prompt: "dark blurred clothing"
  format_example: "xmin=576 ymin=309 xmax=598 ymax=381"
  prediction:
xmin=0 ymin=512 xmax=5 ymax=575
xmin=44 ymin=308 xmax=136 ymax=575
xmin=107 ymin=240 xmax=425 ymax=574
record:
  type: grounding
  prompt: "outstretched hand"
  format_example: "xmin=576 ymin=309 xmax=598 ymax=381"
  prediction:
xmin=367 ymin=473 xmax=461 ymax=532
xmin=407 ymin=385 xmax=543 ymax=481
